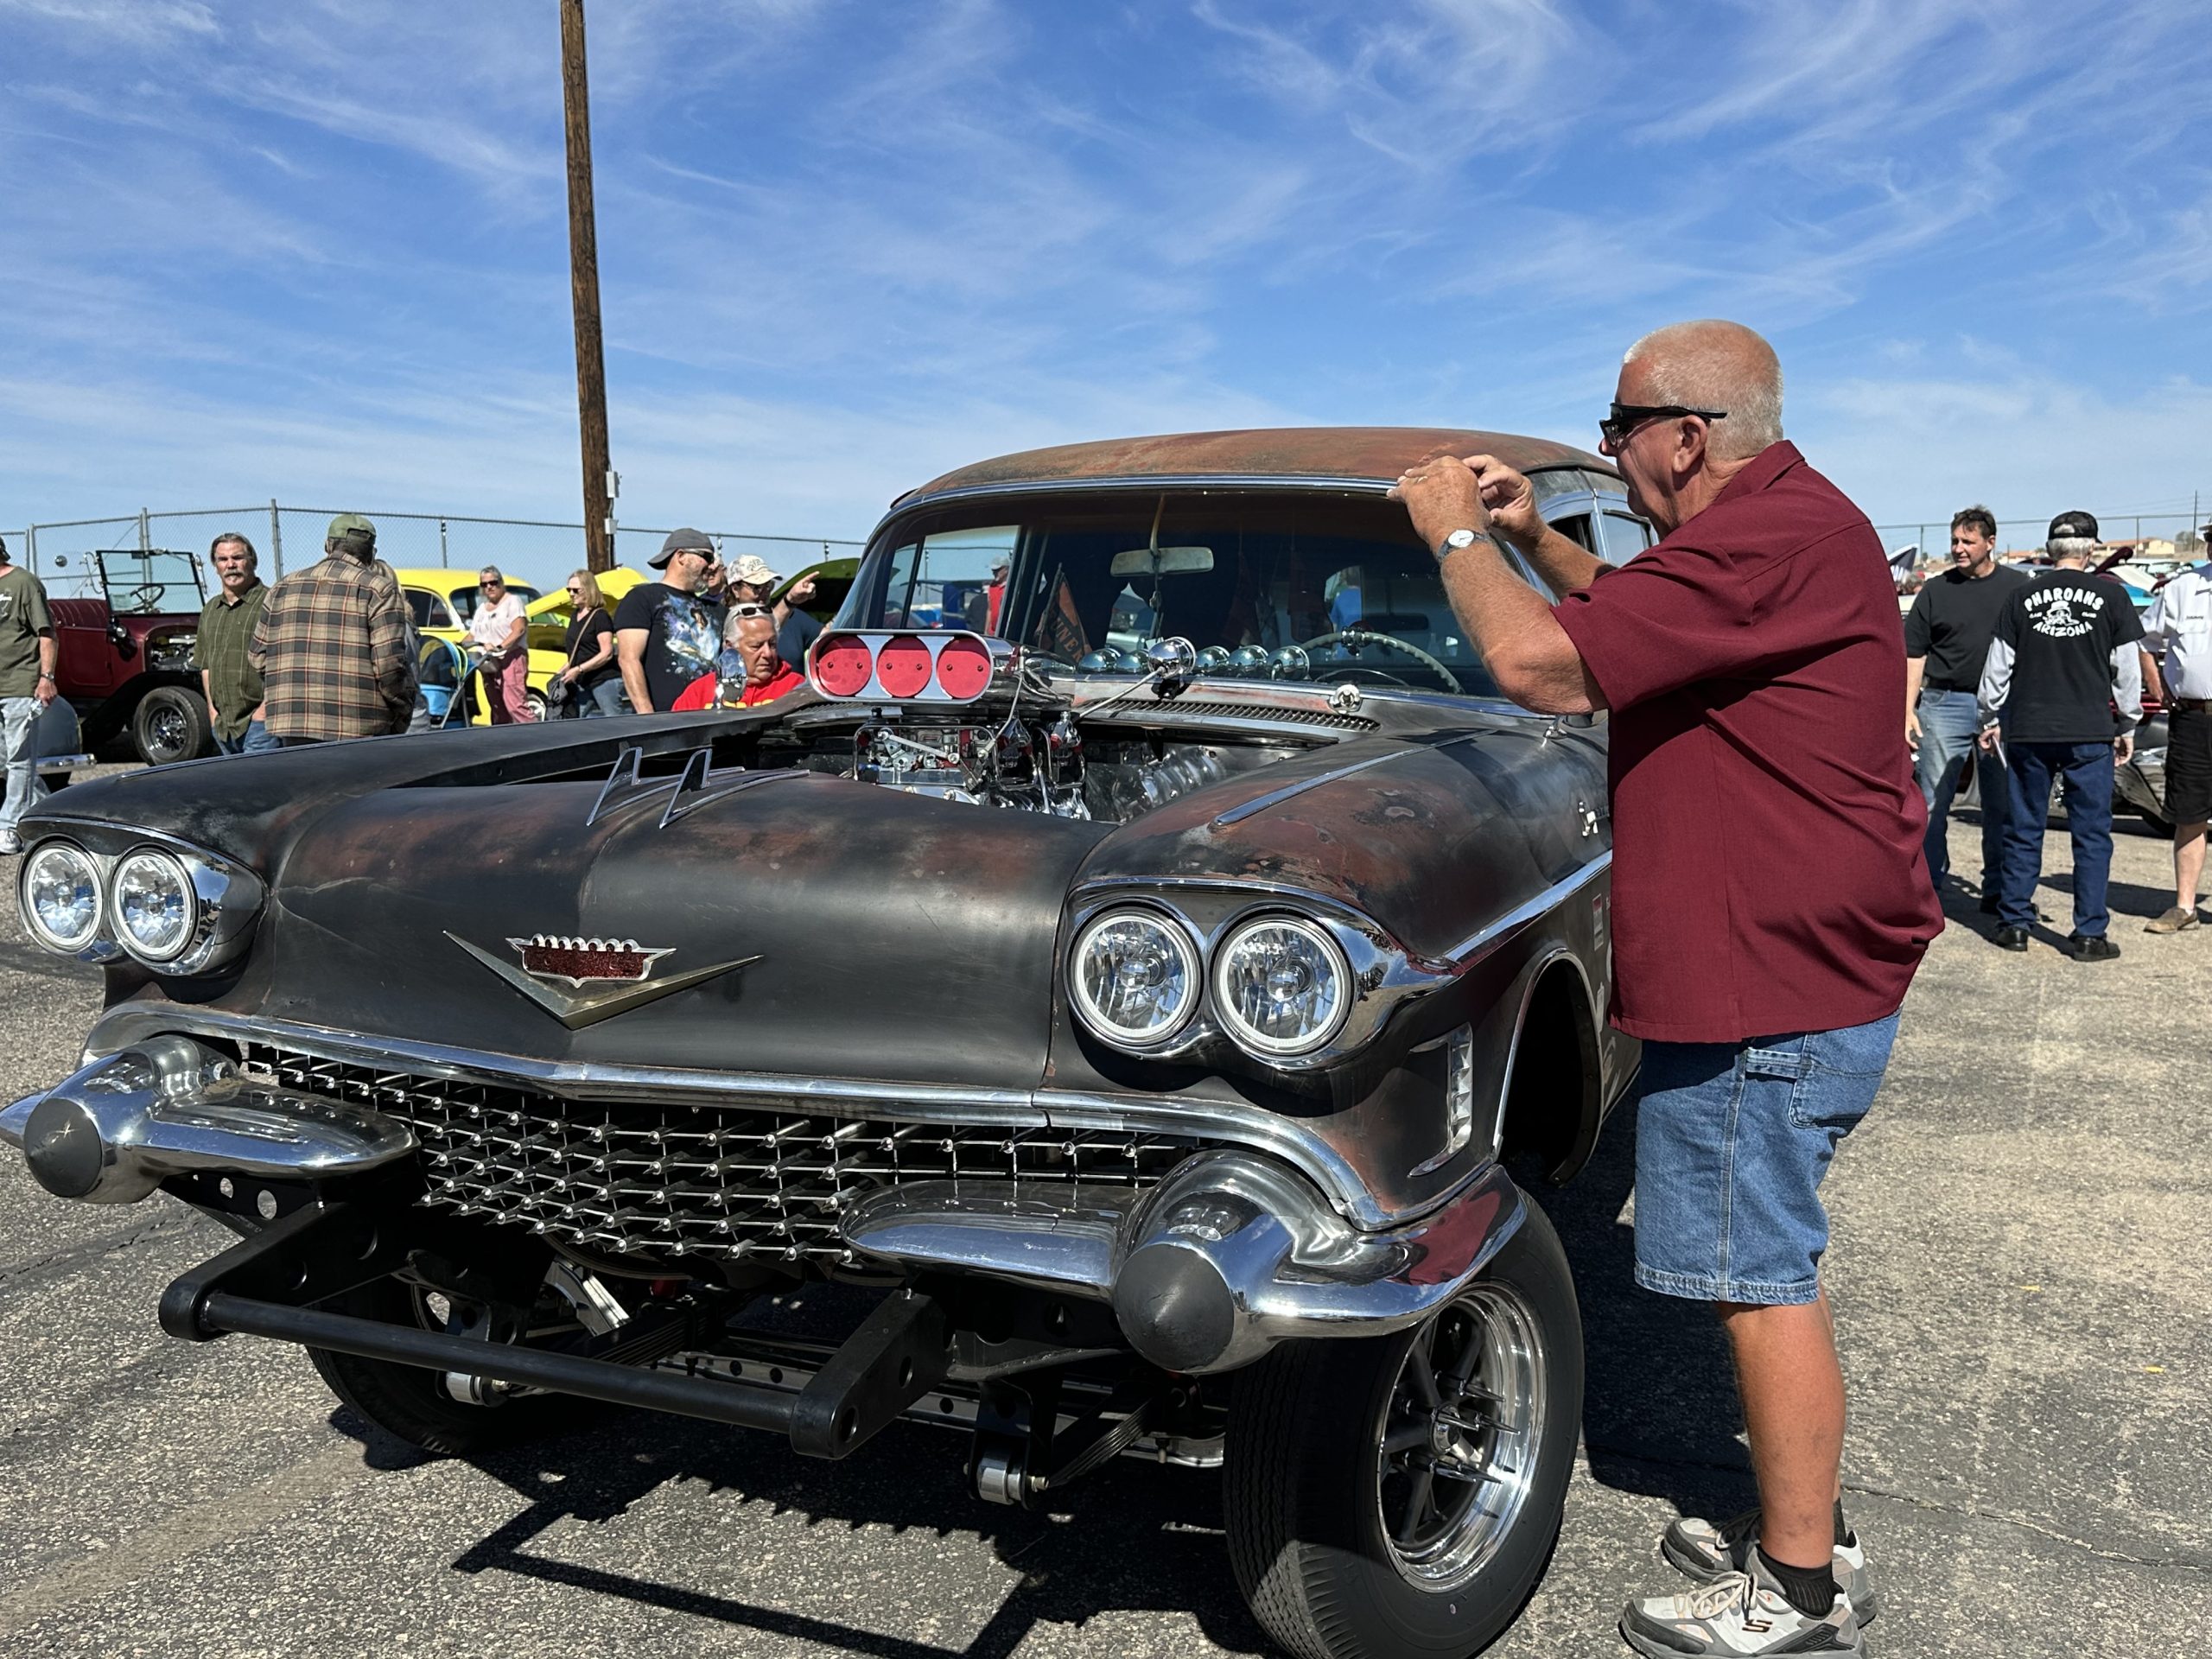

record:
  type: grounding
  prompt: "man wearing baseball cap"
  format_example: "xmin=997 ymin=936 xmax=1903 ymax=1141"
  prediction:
xmin=1976 ymin=510 xmax=2144 ymax=957
xmin=2138 ymin=520 xmax=2212 ymax=933
xmin=728 ymin=552 xmax=823 ymax=671
xmin=249 ymin=514 xmax=416 ymax=744
xmin=613 ymin=528 xmax=718 ymax=713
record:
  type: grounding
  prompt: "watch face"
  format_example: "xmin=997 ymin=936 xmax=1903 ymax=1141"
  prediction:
xmin=1446 ymin=529 xmax=1477 ymax=548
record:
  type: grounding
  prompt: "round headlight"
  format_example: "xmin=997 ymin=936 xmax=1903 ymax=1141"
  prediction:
xmin=1213 ymin=916 xmax=1351 ymax=1058
xmin=1070 ymin=908 xmax=1200 ymax=1046
xmin=20 ymin=841 xmax=103 ymax=953
xmin=111 ymin=849 xmax=199 ymax=963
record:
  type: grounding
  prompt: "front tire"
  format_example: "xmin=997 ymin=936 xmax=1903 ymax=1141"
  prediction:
xmin=130 ymin=684 xmax=211 ymax=766
xmin=1225 ymin=1198 xmax=1581 ymax=1659
xmin=308 ymin=1275 xmax=588 ymax=1457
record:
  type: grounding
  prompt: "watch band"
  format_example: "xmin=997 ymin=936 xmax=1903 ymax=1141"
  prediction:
xmin=1434 ymin=528 xmax=1495 ymax=563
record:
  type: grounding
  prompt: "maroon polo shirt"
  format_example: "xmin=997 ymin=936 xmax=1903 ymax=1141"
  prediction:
xmin=1554 ymin=442 xmax=1941 ymax=1044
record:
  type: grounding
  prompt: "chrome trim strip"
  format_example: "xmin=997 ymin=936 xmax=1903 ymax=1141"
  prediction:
xmin=35 ymin=753 xmax=94 ymax=774
xmin=1443 ymin=852 xmax=1611 ymax=968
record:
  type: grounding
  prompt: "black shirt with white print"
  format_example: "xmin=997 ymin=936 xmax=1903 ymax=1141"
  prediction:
xmin=1977 ymin=569 xmax=2145 ymax=746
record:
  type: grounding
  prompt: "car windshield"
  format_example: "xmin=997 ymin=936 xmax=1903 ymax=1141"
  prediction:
xmin=842 ymin=489 xmax=1520 ymax=699
xmin=98 ymin=550 xmax=205 ymax=615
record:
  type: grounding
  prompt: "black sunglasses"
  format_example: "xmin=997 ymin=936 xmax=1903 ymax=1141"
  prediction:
xmin=1599 ymin=402 xmax=1728 ymax=447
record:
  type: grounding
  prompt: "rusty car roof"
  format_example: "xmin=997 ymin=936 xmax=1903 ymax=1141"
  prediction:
xmin=901 ymin=427 xmax=1614 ymax=504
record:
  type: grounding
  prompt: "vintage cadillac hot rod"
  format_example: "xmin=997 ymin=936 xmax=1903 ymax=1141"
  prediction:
xmin=7 ymin=429 xmax=1642 ymax=1659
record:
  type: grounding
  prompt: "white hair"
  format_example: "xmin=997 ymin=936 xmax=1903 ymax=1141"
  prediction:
xmin=2045 ymin=537 xmax=2097 ymax=565
xmin=480 ymin=565 xmax=503 ymax=581
xmin=1622 ymin=320 xmax=1784 ymax=461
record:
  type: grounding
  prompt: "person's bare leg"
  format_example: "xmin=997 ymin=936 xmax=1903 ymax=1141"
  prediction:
xmin=1719 ymin=1288 xmax=1844 ymax=1567
xmin=2176 ymin=822 xmax=2208 ymax=913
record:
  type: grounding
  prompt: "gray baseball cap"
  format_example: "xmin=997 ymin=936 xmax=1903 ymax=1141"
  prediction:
xmin=651 ymin=527 xmax=714 ymax=569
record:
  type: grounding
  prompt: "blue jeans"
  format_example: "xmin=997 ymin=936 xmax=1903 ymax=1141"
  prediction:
xmin=582 ymin=677 xmax=626 ymax=717
xmin=1 ymin=695 xmax=37 ymax=839
xmin=1633 ymin=1014 xmax=1900 ymax=1306
xmin=1998 ymin=741 xmax=2114 ymax=935
xmin=1915 ymin=688 xmax=2007 ymax=892
xmin=213 ymin=718 xmax=280 ymax=756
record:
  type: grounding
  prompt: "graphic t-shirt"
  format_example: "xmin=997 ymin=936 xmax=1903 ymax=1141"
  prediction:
xmin=612 ymin=583 xmax=718 ymax=712
xmin=0 ymin=564 xmax=54 ymax=698
xmin=1985 ymin=570 xmax=2145 ymax=744
xmin=1904 ymin=563 xmax=2031 ymax=690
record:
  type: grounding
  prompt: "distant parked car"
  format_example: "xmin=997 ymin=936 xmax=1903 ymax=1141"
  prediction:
xmin=48 ymin=550 xmax=214 ymax=766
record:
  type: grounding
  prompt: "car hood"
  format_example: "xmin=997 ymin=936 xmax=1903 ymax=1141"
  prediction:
xmin=225 ymin=767 xmax=1114 ymax=1090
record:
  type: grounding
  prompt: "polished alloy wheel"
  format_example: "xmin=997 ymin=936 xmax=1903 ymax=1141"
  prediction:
xmin=149 ymin=703 xmax=189 ymax=760
xmin=1374 ymin=1282 xmax=1548 ymax=1588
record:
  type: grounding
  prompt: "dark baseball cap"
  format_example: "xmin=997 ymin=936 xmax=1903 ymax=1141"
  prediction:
xmin=2046 ymin=510 xmax=2099 ymax=542
xmin=650 ymin=527 xmax=714 ymax=569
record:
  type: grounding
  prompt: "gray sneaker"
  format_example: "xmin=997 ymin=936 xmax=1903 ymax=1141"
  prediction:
xmin=2145 ymin=906 xmax=2201 ymax=935
xmin=0 ymin=831 xmax=21 ymax=856
xmin=1623 ymin=1546 xmax=1864 ymax=1656
xmin=1661 ymin=1508 xmax=1878 ymax=1624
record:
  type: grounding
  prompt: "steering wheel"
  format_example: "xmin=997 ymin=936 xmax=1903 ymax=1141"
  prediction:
xmin=121 ymin=583 xmax=166 ymax=614
xmin=1299 ymin=629 xmax=1463 ymax=696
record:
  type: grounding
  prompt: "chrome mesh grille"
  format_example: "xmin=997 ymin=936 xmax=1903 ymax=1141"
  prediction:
xmin=242 ymin=1044 xmax=1205 ymax=1264
xmin=1101 ymin=699 xmax=1376 ymax=732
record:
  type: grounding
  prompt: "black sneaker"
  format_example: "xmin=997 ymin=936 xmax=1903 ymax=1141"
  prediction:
xmin=2067 ymin=933 xmax=2120 ymax=962
xmin=1993 ymin=925 xmax=2031 ymax=951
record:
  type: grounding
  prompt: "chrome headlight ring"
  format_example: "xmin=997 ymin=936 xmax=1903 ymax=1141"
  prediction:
xmin=16 ymin=830 xmax=263 ymax=974
xmin=18 ymin=840 xmax=106 ymax=956
xmin=1211 ymin=913 xmax=1353 ymax=1058
xmin=1068 ymin=906 xmax=1205 ymax=1049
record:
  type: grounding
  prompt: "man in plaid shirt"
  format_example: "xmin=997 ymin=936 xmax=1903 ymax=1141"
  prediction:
xmin=250 ymin=514 xmax=416 ymax=743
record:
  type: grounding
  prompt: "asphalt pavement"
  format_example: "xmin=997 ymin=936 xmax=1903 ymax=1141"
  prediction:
xmin=1 ymin=787 xmax=2207 ymax=1658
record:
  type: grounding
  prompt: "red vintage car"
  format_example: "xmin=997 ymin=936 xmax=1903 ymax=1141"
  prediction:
xmin=48 ymin=550 xmax=215 ymax=766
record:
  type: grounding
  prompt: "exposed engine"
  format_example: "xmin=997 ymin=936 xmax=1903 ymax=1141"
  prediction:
xmin=789 ymin=709 xmax=1285 ymax=823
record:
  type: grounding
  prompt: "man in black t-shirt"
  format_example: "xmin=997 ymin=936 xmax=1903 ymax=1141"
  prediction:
xmin=1976 ymin=511 xmax=2145 ymax=959
xmin=614 ymin=529 xmax=720 ymax=713
xmin=1904 ymin=505 xmax=2031 ymax=906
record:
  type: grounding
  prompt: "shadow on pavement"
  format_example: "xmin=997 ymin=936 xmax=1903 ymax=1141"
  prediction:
xmin=331 ymin=1402 xmax=1267 ymax=1657
xmin=1527 ymin=1100 xmax=1755 ymax=1524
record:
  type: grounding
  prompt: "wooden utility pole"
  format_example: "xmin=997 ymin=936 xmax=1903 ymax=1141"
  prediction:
xmin=560 ymin=0 xmax=613 ymax=572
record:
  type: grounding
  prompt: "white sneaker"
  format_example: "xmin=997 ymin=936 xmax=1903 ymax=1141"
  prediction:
xmin=1622 ymin=1548 xmax=1864 ymax=1656
xmin=0 ymin=831 xmax=22 ymax=855
xmin=1661 ymin=1507 xmax=1878 ymax=1624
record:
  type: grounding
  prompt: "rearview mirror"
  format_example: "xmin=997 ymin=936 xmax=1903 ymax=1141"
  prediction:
xmin=1109 ymin=545 xmax=1214 ymax=578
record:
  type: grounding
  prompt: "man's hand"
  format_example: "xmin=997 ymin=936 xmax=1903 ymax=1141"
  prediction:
xmin=785 ymin=575 xmax=817 ymax=608
xmin=1389 ymin=457 xmax=1490 ymax=556
xmin=1906 ymin=708 xmax=1922 ymax=751
xmin=34 ymin=674 xmax=57 ymax=709
xmin=1461 ymin=454 xmax=1544 ymax=549
xmin=1977 ymin=725 xmax=2000 ymax=752
xmin=2116 ymin=733 xmax=2135 ymax=764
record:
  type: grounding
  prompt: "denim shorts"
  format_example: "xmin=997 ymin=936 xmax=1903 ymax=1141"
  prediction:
xmin=1632 ymin=1013 xmax=1899 ymax=1306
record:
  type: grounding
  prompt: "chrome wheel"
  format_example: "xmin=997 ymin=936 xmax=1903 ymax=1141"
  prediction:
xmin=1374 ymin=1282 xmax=1548 ymax=1588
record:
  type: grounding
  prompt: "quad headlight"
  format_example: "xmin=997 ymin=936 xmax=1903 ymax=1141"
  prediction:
xmin=111 ymin=849 xmax=199 ymax=963
xmin=1212 ymin=916 xmax=1351 ymax=1058
xmin=20 ymin=841 xmax=103 ymax=953
xmin=1069 ymin=908 xmax=1201 ymax=1046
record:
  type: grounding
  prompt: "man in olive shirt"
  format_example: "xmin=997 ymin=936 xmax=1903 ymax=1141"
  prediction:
xmin=1904 ymin=505 xmax=2030 ymax=906
xmin=0 ymin=535 xmax=60 ymax=855
xmin=193 ymin=532 xmax=277 ymax=755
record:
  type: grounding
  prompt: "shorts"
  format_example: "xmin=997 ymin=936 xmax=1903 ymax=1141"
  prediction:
xmin=1631 ymin=1013 xmax=1899 ymax=1306
xmin=2164 ymin=704 xmax=2212 ymax=826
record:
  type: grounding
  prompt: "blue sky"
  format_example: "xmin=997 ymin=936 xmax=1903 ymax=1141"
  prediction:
xmin=3 ymin=0 xmax=2209 ymax=579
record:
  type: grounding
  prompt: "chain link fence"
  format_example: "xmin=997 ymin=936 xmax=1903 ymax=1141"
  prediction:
xmin=13 ymin=504 xmax=862 ymax=601
xmin=1875 ymin=510 xmax=2207 ymax=566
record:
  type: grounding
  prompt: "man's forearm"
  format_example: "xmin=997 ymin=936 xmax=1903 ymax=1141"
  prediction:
xmin=1501 ymin=523 xmax=1607 ymax=596
xmin=39 ymin=635 xmax=56 ymax=678
xmin=1437 ymin=537 xmax=1604 ymax=715
xmin=620 ymin=658 xmax=652 ymax=714
xmin=1904 ymin=655 xmax=1925 ymax=718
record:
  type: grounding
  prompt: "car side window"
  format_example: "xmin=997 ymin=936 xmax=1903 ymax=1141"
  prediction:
xmin=404 ymin=589 xmax=439 ymax=630
xmin=1600 ymin=512 xmax=1656 ymax=563
xmin=1550 ymin=513 xmax=1596 ymax=553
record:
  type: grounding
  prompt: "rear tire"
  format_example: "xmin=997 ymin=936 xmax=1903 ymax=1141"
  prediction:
xmin=1225 ymin=1199 xmax=1581 ymax=1659
xmin=308 ymin=1275 xmax=590 ymax=1457
xmin=130 ymin=684 xmax=211 ymax=766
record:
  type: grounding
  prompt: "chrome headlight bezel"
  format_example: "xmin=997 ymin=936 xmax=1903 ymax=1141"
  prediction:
xmin=1067 ymin=905 xmax=1204 ymax=1050
xmin=110 ymin=847 xmax=200 ymax=964
xmin=18 ymin=839 xmax=105 ymax=955
xmin=1211 ymin=913 xmax=1354 ymax=1058
xmin=16 ymin=827 xmax=264 ymax=974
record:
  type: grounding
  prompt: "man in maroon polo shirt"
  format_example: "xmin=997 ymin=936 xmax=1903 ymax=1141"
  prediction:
xmin=1395 ymin=320 xmax=1939 ymax=1658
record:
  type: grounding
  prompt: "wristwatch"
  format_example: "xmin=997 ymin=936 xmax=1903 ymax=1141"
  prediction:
xmin=1433 ymin=527 xmax=1493 ymax=563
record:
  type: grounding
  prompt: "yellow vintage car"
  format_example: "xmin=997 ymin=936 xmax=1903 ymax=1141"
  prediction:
xmin=392 ymin=566 xmax=645 ymax=721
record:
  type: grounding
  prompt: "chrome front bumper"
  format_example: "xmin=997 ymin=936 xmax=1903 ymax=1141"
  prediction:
xmin=6 ymin=1040 xmax=1522 ymax=1376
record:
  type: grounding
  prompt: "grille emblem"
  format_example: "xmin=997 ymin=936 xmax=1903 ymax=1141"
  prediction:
xmin=446 ymin=932 xmax=760 ymax=1029
xmin=512 ymin=934 xmax=673 ymax=987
